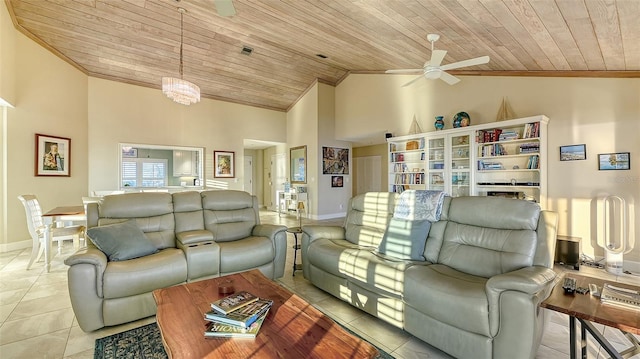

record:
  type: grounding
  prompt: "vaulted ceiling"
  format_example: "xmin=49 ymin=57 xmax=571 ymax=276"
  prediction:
xmin=6 ymin=0 xmax=640 ymax=111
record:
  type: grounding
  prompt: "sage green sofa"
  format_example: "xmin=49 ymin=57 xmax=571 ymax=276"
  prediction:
xmin=301 ymin=192 xmax=558 ymax=359
xmin=65 ymin=190 xmax=287 ymax=332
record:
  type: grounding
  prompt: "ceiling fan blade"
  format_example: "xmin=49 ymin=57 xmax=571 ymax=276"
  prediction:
xmin=385 ymin=69 xmax=423 ymax=74
xmin=401 ymin=75 xmax=425 ymax=87
xmin=214 ymin=0 xmax=236 ymax=16
xmin=439 ymin=71 xmax=460 ymax=85
xmin=429 ymin=50 xmax=447 ymax=67
xmin=440 ymin=56 xmax=490 ymax=71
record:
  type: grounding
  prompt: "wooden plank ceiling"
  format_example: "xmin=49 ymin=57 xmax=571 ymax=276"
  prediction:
xmin=6 ymin=0 xmax=640 ymax=111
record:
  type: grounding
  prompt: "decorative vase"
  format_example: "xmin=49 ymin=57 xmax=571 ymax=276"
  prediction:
xmin=434 ymin=116 xmax=445 ymax=130
xmin=453 ymin=112 xmax=470 ymax=128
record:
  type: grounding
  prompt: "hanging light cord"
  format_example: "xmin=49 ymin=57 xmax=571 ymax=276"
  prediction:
xmin=179 ymin=8 xmax=185 ymax=78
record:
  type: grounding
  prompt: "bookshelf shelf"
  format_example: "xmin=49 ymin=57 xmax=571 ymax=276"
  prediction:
xmin=387 ymin=115 xmax=549 ymax=207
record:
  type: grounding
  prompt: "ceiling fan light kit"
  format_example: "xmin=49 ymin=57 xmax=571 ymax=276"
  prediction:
xmin=162 ymin=7 xmax=200 ymax=105
xmin=385 ymin=34 xmax=490 ymax=86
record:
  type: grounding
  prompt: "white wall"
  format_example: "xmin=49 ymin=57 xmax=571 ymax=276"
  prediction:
xmin=87 ymin=78 xmax=286 ymax=194
xmin=336 ymin=74 xmax=640 ymax=264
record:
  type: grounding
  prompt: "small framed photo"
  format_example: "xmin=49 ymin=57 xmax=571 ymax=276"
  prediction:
xmin=214 ymin=150 xmax=235 ymax=178
xmin=598 ymin=152 xmax=630 ymax=171
xmin=560 ymin=144 xmax=586 ymax=161
xmin=35 ymin=133 xmax=71 ymax=177
xmin=331 ymin=176 xmax=343 ymax=188
xmin=122 ymin=147 xmax=138 ymax=158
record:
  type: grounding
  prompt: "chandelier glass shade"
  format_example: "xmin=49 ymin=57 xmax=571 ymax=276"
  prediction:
xmin=162 ymin=7 xmax=200 ymax=105
xmin=162 ymin=77 xmax=200 ymax=105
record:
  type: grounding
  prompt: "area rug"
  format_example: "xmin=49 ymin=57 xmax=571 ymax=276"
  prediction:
xmin=95 ymin=322 xmax=394 ymax=359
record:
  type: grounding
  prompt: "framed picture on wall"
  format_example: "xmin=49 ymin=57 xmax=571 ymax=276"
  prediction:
xmin=214 ymin=150 xmax=235 ymax=178
xmin=598 ymin=152 xmax=630 ymax=170
xmin=322 ymin=146 xmax=349 ymax=174
xmin=35 ymin=133 xmax=71 ymax=177
xmin=331 ymin=176 xmax=344 ymax=188
xmin=559 ymin=144 xmax=586 ymax=161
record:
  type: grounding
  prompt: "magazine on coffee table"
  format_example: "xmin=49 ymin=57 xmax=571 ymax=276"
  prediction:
xmin=205 ymin=299 xmax=273 ymax=328
xmin=210 ymin=291 xmax=259 ymax=314
xmin=204 ymin=310 xmax=269 ymax=338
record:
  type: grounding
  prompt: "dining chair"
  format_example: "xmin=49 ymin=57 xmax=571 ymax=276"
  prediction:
xmin=18 ymin=194 xmax=85 ymax=270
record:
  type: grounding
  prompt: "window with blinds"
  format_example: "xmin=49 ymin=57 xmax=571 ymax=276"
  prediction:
xmin=122 ymin=158 xmax=168 ymax=187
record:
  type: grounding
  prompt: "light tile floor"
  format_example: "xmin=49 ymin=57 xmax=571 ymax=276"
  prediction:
xmin=0 ymin=210 xmax=638 ymax=358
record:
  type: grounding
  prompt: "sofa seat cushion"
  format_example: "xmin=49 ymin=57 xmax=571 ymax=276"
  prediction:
xmin=103 ymin=248 xmax=187 ymax=299
xmin=218 ymin=236 xmax=274 ymax=273
xmin=404 ymin=264 xmax=490 ymax=337
xmin=308 ymin=238 xmax=413 ymax=297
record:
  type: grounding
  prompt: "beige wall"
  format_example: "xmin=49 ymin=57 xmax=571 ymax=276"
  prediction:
xmin=337 ymin=74 xmax=640 ymax=263
xmin=287 ymin=82 xmax=351 ymax=219
xmin=287 ymin=83 xmax=319 ymax=217
xmin=87 ymin=78 xmax=286 ymax=194
xmin=2 ymin=26 xmax=89 ymax=249
xmin=0 ymin=2 xmax=16 ymax=106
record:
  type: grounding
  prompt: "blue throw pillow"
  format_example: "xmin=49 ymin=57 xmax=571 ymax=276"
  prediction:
xmin=378 ymin=218 xmax=431 ymax=261
xmin=87 ymin=220 xmax=158 ymax=261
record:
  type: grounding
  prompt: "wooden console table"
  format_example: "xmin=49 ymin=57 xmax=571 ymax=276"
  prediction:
xmin=541 ymin=274 xmax=640 ymax=359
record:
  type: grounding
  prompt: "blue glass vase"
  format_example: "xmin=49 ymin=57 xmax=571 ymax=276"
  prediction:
xmin=434 ymin=116 xmax=445 ymax=130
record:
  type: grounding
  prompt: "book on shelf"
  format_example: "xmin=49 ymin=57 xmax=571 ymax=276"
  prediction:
xmin=204 ymin=310 xmax=270 ymax=338
xmin=211 ymin=291 xmax=259 ymax=314
xmin=600 ymin=283 xmax=640 ymax=311
xmin=205 ymin=299 xmax=274 ymax=328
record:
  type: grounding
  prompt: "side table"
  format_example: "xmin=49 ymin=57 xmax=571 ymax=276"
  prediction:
xmin=287 ymin=227 xmax=303 ymax=276
xmin=541 ymin=274 xmax=640 ymax=359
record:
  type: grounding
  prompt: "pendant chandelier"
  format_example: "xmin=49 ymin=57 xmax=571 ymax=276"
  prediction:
xmin=162 ymin=7 xmax=200 ymax=105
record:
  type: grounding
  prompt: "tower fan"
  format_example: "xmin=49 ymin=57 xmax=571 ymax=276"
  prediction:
xmin=597 ymin=195 xmax=634 ymax=275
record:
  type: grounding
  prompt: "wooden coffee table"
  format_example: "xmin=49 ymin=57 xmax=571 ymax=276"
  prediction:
xmin=152 ymin=269 xmax=379 ymax=358
xmin=541 ymin=274 xmax=640 ymax=359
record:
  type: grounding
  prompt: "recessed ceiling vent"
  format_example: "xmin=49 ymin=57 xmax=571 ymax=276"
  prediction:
xmin=241 ymin=46 xmax=253 ymax=56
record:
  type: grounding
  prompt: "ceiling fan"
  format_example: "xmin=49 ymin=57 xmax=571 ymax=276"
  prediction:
xmin=385 ymin=34 xmax=490 ymax=86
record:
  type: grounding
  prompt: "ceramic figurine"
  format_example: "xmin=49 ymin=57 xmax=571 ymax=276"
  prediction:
xmin=453 ymin=112 xmax=470 ymax=128
xmin=434 ymin=116 xmax=445 ymax=130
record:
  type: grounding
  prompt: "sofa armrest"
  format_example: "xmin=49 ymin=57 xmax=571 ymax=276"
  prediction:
xmin=253 ymin=224 xmax=287 ymax=278
xmin=64 ymin=245 xmax=108 ymax=297
xmin=487 ymin=266 xmax=556 ymax=297
xmin=302 ymin=225 xmax=346 ymax=243
xmin=176 ymin=230 xmax=214 ymax=246
xmin=486 ymin=266 xmax=557 ymax=335
xmin=64 ymin=245 xmax=109 ymax=332
xmin=301 ymin=225 xmax=346 ymax=279
xmin=252 ymin=224 xmax=287 ymax=240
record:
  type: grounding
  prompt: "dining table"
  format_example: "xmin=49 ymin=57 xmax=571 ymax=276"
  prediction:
xmin=42 ymin=205 xmax=85 ymax=272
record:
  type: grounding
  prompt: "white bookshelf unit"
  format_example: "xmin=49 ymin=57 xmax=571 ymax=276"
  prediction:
xmin=388 ymin=136 xmax=426 ymax=193
xmin=387 ymin=115 xmax=549 ymax=207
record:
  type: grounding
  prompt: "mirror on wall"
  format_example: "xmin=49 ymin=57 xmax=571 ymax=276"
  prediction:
xmin=119 ymin=143 xmax=204 ymax=190
xmin=290 ymin=145 xmax=307 ymax=184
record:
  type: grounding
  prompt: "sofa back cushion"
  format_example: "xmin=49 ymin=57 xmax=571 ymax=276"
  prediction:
xmin=172 ymin=191 xmax=204 ymax=233
xmin=96 ymin=192 xmax=176 ymax=250
xmin=437 ymin=196 xmax=541 ymax=278
xmin=202 ymin=190 xmax=258 ymax=242
xmin=344 ymin=192 xmax=398 ymax=247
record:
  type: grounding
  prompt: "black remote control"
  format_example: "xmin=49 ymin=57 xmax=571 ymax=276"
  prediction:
xmin=562 ymin=277 xmax=577 ymax=294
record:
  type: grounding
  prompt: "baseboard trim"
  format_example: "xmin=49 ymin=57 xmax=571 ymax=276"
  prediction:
xmin=0 ymin=239 xmax=30 ymax=253
xmin=312 ymin=212 xmax=346 ymax=221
